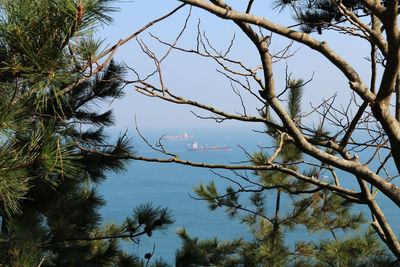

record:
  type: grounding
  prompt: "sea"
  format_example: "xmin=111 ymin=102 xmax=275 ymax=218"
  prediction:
xmin=99 ymin=127 xmax=400 ymax=264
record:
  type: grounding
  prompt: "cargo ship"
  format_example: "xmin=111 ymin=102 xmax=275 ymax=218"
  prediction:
xmin=162 ymin=132 xmax=193 ymax=140
xmin=187 ymin=141 xmax=232 ymax=151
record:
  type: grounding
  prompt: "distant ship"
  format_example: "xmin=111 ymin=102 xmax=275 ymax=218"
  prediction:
xmin=187 ymin=141 xmax=232 ymax=151
xmin=162 ymin=132 xmax=194 ymax=140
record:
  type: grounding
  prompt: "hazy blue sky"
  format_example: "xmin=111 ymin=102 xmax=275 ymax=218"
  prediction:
xmin=97 ymin=1 xmax=377 ymax=133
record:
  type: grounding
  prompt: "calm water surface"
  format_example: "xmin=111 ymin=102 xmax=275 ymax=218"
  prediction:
xmin=99 ymin=128 xmax=400 ymax=263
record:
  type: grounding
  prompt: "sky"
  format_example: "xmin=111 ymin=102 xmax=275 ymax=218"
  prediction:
xmin=95 ymin=0 xmax=377 ymax=134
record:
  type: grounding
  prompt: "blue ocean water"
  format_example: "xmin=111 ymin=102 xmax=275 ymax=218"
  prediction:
xmin=100 ymin=128 xmax=262 ymax=262
xmin=99 ymin=128 xmax=400 ymax=263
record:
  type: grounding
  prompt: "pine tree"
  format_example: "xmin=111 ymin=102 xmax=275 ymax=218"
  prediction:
xmin=178 ymin=79 xmax=395 ymax=266
xmin=0 ymin=1 xmax=173 ymax=266
xmin=273 ymin=0 xmax=382 ymax=34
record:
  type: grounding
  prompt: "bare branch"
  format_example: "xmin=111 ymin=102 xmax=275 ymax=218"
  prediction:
xmin=75 ymin=141 xmax=361 ymax=199
xmin=179 ymin=0 xmax=375 ymax=102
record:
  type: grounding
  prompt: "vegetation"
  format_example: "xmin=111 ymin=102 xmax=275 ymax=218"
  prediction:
xmin=0 ymin=0 xmax=173 ymax=265
xmin=176 ymin=80 xmax=395 ymax=266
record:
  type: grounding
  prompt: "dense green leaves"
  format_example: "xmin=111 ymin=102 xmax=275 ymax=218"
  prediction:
xmin=0 ymin=1 xmax=174 ymax=266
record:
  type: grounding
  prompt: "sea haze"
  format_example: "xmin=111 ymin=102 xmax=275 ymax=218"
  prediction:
xmin=99 ymin=127 xmax=400 ymax=263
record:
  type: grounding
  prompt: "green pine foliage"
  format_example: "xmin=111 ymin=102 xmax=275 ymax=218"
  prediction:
xmin=0 ymin=1 xmax=174 ymax=266
xmin=274 ymin=0 xmax=378 ymax=34
xmin=182 ymin=79 xmax=396 ymax=266
xmin=175 ymin=227 xmax=244 ymax=267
